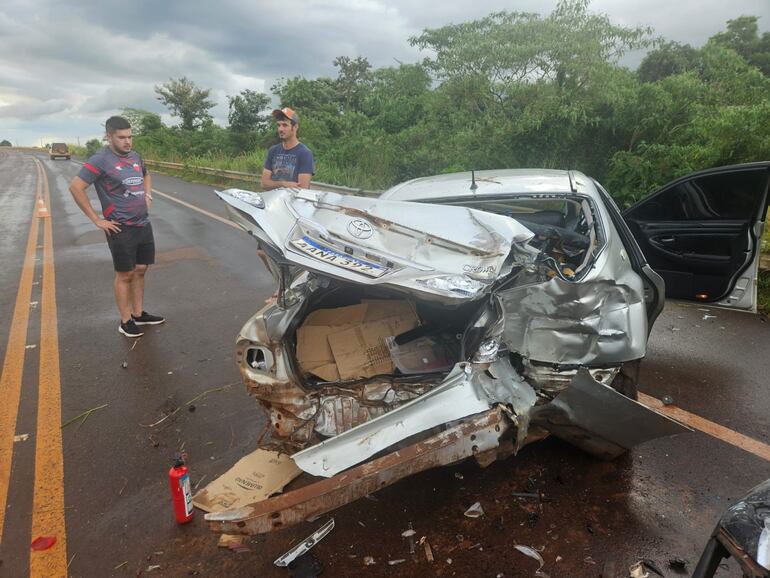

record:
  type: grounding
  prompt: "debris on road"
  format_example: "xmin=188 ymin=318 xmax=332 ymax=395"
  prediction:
xmin=667 ymin=557 xmax=688 ymax=572
xmin=420 ymin=536 xmax=434 ymax=562
xmin=513 ymin=544 xmax=549 ymax=577
xmin=662 ymin=395 xmax=674 ymax=405
xmin=140 ymin=383 xmax=235 ymax=428
xmin=217 ymin=534 xmax=245 ymax=548
xmin=30 ymin=536 xmax=56 ymax=550
xmin=194 ymin=448 xmax=301 ymax=513
xmin=13 ymin=434 xmax=29 ymax=442
xmin=146 ymin=565 xmax=161 ymax=572
xmin=363 ymin=556 xmax=376 ymax=566
xmin=464 ymin=501 xmax=485 ymax=518
xmin=388 ymin=559 xmax=406 ymax=566
xmin=630 ymin=559 xmax=664 ymax=577
xmin=61 ymin=403 xmax=108 ymax=429
xmin=288 ymin=552 xmax=323 ymax=577
xmin=403 ymin=522 xmax=416 ymax=553
xmin=274 ymin=518 xmax=335 ymax=567
xmin=511 ymin=492 xmax=540 ymax=499
xmin=113 ymin=561 xmax=128 ymax=570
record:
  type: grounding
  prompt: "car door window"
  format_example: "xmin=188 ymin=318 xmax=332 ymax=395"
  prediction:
xmin=628 ymin=169 xmax=767 ymax=222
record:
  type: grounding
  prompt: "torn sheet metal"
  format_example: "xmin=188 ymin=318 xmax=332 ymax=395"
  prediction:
xmin=291 ymin=357 xmax=536 ymax=478
xmin=499 ymin=277 xmax=648 ymax=365
xmin=531 ymin=368 xmax=691 ymax=460
xmin=205 ymin=409 xmax=506 ymax=535
xmin=274 ymin=518 xmax=335 ymax=567
xmin=292 ymin=362 xmax=491 ymax=477
xmin=216 ymin=187 xmax=537 ymax=302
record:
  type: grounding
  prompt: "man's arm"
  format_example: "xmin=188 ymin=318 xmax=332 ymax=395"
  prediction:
xmin=69 ymin=176 xmax=121 ymax=234
xmin=144 ymin=171 xmax=153 ymax=210
xmin=260 ymin=169 xmax=299 ymax=190
xmin=296 ymin=148 xmax=315 ymax=189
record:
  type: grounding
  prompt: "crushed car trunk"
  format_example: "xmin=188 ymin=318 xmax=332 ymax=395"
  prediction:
xmin=209 ymin=185 xmax=691 ymax=534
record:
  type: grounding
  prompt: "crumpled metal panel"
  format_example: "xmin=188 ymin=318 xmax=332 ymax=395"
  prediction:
xmin=314 ymin=382 xmax=431 ymax=437
xmin=292 ymin=357 xmax=536 ymax=477
xmin=531 ymin=368 xmax=690 ymax=459
xmin=216 ymin=187 xmax=538 ymax=302
xmin=499 ymin=276 xmax=647 ymax=365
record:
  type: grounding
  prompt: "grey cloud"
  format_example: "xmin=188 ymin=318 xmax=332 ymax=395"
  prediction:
xmin=0 ymin=99 xmax=70 ymax=120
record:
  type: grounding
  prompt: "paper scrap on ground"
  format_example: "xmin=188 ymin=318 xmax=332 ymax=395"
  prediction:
xmin=193 ymin=448 xmax=301 ymax=513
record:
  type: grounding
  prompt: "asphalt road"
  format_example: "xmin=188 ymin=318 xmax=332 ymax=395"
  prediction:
xmin=1 ymin=150 xmax=769 ymax=577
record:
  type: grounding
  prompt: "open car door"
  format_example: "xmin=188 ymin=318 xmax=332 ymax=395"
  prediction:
xmin=623 ymin=163 xmax=770 ymax=311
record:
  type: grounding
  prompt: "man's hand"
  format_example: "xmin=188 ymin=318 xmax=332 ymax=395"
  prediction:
xmin=95 ymin=219 xmax=121 ymax=234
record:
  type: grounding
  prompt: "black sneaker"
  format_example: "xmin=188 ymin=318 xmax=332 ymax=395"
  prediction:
xmin=119 ymin=319 xmax=144 ymax=337
xmin=132 ymin=311 xmax=165 ymax=325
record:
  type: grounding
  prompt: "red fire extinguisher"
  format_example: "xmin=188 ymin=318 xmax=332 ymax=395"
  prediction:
xmin=169 ymin=453 xmax=194 ymax=524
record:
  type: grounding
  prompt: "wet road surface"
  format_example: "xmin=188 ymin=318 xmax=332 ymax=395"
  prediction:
xmin=0 ymin=150 xmax=768 ymax=577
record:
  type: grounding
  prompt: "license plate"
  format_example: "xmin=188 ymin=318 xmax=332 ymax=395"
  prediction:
xmin=290 ymin=236 xmax=388 ymax=278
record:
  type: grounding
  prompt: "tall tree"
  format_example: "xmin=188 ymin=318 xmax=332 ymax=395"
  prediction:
xmin=637 ymin=41 xmax=701 ymax=82
xmin=227 ymin=90 xmax=270 ymax=133
xmin=154 ymin=77 xmax=215 ymax=130
xmin=121 ymin=108 xmax=163 ymax=135
xmin=334 ymin=56 xmax=373 ymax=113
xmin=709 ymin=16 xmax=770 ymax=75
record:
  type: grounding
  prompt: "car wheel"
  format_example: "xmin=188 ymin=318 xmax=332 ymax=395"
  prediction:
xmin=610 ymin=359 xmax=639 ymax=400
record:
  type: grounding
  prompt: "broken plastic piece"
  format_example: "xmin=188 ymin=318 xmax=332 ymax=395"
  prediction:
xmin=30 ymin=536 xmax=56 ymax=551
xmin=274 ymin=518 xmax=335 ymax=567
xmin=464 ymin=502 xmax=485 ymax=518
xmin=514 ymin=545 xmax=550 ymax=578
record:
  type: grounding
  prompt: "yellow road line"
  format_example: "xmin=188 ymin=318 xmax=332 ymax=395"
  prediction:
xmin=30 ymin=158 xmax=67 ymax=577
xmin=0 ymin=159 xmax=41 ymax=543
xmin=152 ymin=188 xmax=240 ymax=230
xmin=639 ymin=392 xmax=770 ymax=462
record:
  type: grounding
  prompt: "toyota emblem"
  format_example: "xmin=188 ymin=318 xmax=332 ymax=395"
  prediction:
xmin=347 ymin=218 xmax=373 ymax=239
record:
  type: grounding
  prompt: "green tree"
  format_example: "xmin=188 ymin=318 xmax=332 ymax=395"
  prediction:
xmin=709 ymin=15 xmax=770 ymax=74
xmin=334 ymin=56 xmax=373 ymax=113
xmin=637 ymin=41 xmax=701 ymax=82
xmin=0 ymin=139 xmax=11 ymax=146
xmin=85 ymin=138 xmax=102 ymax=156
xmin=154 ymin=77 xmax=215 ymax=130
xmin=121 ymin=108 xmax=163 ymax=135
xmin=227 ymin=89 xmax=270 ymax=132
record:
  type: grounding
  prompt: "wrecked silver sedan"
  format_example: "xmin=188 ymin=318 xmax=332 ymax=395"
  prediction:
xmin=208 ymin=169 xmax=694 ymax=534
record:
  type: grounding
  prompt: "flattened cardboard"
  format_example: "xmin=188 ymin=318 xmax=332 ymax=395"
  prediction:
xmin=296 ymin=300 xmax=420 ymax=381
xmin=328 ymin=313 xmax=420 ymax=379
xmin=192 ymin=449 xmax=301 ymax=513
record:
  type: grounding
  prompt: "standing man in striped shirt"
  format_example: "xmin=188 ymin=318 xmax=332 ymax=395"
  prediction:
xmin=69 ymin=115 xmax=165 ymax=338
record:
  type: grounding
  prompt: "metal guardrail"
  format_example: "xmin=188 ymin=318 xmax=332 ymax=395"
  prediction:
xmin=144 ymin=159 xmax=380 ymax=197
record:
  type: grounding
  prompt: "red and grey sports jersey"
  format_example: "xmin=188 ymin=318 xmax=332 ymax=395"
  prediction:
xmin=78 ymin=147 xmax=149 ymax=226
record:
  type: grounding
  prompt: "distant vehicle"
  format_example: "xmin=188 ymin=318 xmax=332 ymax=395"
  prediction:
xmin=49 ymin=143 xmax=70 ymax=160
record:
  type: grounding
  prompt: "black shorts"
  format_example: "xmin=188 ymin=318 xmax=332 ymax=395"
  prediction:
xmin=105 ymin=223 xmax=155 ymax=272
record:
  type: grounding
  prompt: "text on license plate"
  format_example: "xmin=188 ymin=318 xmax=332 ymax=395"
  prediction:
xmin=291 ymin=237 xmax=387 ymax=278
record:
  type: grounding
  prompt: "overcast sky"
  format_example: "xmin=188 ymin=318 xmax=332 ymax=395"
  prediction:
xmin=1 ymin=0 xmax=767 ymax=146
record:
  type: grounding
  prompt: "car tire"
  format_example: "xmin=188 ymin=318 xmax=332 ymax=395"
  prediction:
xmin=610 ymin=359 xmax=639 ymax=400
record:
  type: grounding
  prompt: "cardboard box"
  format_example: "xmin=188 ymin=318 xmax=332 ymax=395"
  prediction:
xmin=296 ymin=300 xmax=419 ymax=381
